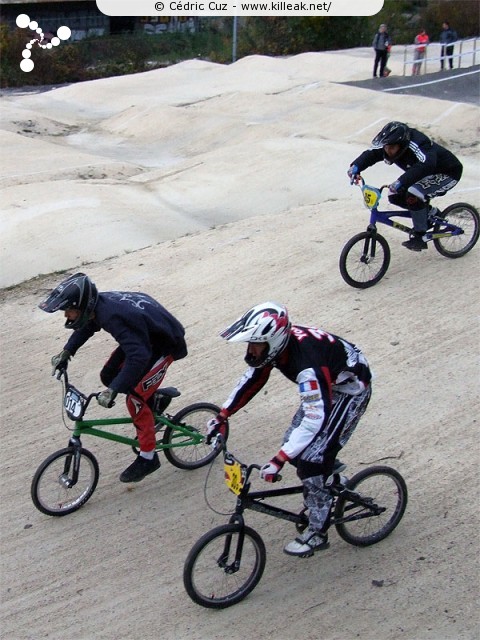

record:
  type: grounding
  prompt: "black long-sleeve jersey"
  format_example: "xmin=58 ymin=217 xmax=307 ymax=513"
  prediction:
xmin=64 ymin=291 xmax=187 ymax=393
xmin=352 ymin=127 xmax=462 ymax=189
xmin=221 ymin=325 xmax=371 ymax=460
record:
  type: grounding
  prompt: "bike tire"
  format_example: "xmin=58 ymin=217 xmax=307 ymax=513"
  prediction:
xmin=31 ymin=447 xmax=99 ymax=516
xmin=163 ymin=402 xmax=227 ymax=470
xmin=339 ymin=231 xmax=391 ymax=288
xmin=433 ymin=202 xmax=480 ymax=258
xmin=334 ymin=465 xmax=407 ymax=546
xmin=183 ymin=523 xmax=266 ymax=609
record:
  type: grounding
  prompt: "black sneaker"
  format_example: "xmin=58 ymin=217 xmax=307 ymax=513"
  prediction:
xmin=402 ymin=232 xmax=428 ymax=252
xmin=120 ymin=453 xmax=160 ymax=483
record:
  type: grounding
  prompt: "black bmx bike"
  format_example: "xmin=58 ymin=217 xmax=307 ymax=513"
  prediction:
xmin=183 ymin=440 xmax=408 ymax=608
xmin=339 ymin=176 xmax=479 ymax=288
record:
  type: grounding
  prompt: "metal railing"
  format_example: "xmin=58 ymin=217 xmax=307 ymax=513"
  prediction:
xmin=402 ymin=37 xmax=479 ymax=76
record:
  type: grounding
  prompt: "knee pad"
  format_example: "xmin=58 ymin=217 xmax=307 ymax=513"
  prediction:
xmin=405 ymin=193 xmax=425 ymax=211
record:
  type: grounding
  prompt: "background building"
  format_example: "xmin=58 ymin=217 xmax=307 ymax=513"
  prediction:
xmin=0 ymin=1 xmax=199 ymax=39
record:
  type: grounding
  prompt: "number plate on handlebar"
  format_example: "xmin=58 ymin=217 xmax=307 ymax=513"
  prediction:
xmin=224 ymin=454 xmax=246 ymax=495
xmin=64 ymin=388 xmax=85 ymax=420
xmin=362 ymin=185 xmax=381 ymax=210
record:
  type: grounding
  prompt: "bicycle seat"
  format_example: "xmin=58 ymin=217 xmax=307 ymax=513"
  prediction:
xmin=156 ymin=387 xmax=181 ymax=398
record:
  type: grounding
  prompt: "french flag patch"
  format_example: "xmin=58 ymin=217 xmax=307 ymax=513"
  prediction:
xmin=299 ymin=380 xmax=319 ymax=393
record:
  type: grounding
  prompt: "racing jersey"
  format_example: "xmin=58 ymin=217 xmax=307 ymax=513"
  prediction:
xmin=221 ymin=325 xmax=371 ymax=460
xmin=352 ymin=127 xmax=463 ymax=189
xmin=63 ymin=291 xmax=187 ymax=393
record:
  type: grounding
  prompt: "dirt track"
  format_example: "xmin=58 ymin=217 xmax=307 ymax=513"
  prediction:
xmin=1 ymin=201 xmax=479 ymax=639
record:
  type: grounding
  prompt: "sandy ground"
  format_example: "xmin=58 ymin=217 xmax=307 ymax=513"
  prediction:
xmin=0 ymin=46 xmax=479 ymax=640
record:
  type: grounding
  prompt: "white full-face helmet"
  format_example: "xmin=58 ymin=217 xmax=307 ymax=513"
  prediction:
xmin=220 ymin=302 xmax=291 ymax=367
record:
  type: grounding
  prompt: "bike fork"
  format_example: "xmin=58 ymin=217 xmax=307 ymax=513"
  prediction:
xmin=219 ymin=515 xmax=246 ymax=574
xmin=362 ymin=228 xmax=377 ymax=261
xmin=61 ymin=436 xmax=83 ymax=488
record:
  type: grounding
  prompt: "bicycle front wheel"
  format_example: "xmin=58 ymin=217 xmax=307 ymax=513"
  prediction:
xmin=31 ymin=447 xmax=99 ymax=516
xmin=163 ymin=402 xmax=227 ymax=470
xmin=334 ymin=466 xmax=407 ymax=546
xmin=433 ymin=203 xmax=479 ymax=258
xmin=339 ymin=232 xmax=391 ymax=288
xmin=183 ymin=523 xmax=266 ymax=609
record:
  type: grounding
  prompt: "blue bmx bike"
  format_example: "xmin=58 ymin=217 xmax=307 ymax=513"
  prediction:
xmin=339 ymin=176 xmax=479 ymax=288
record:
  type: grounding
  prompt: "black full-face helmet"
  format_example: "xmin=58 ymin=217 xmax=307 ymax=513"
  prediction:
xmin=39 ymin=272 xmax=98 ymax=330
xmin=371 ymin=121 xmax=411 ymax=162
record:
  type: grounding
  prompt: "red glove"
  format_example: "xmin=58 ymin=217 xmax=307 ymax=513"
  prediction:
xmin=206 ymin=409 xmax=229 ymax=444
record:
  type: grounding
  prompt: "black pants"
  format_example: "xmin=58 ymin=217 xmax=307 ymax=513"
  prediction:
xmin=441 ymin=45 xmax=454 ymax=69
xmin=373 ymin=49 xmax=388 ymax=77
xmin=388 ymin=173 xmax=460 ymax=233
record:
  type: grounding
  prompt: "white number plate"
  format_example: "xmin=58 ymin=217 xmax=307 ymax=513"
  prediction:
xmin=64 ymin=389 xmax=84 ymax=419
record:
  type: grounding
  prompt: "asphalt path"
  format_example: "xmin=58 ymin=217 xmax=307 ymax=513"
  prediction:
xmin=342 ymin=64 xmax=480 ymax=105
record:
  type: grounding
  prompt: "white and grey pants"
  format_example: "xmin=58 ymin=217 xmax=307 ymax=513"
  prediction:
xmin=284 ymin=385 xmax=372 ymax=533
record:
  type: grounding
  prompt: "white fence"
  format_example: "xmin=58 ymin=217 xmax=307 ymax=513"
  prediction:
xmin=401 ymin=37 xmax=479 ymax=76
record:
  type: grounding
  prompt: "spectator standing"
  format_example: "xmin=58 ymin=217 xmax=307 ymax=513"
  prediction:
xmin=439 ymin=21 xmax=457 ymax=70
xmin=412 ymin=28 xmax=429 ymax=76
xmin=372 ymin=24 xmax=390 ymax=78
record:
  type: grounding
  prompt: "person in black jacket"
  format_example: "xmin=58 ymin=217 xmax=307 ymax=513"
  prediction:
xmin=40 ymin=273 xmax=188 ymax=483
xmin=206 ymin=302 xmax=372 ymax=558
xmin=440 ymin=21 xmax=457 ymax=70
xmin=348 ymin=121 xmax=463 ymax=251
xmin=372 ymin=24 xmax=390 ymax=78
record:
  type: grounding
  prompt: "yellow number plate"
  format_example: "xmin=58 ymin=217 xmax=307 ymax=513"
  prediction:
xmin=224 ymin=459 xmax=245 ymax=495
xmin=362 ymin=187 xmax=380 ymax=209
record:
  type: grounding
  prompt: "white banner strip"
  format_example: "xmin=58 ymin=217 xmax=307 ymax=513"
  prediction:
xmin=96 ymin=0 xmax=384 ymax=18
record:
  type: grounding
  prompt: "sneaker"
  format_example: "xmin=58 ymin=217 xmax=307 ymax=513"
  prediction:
xmin=284 ymin=529 xmax=330 ymax=558
xmin=333 ymin=459 xmax=346 ymax=473
xmin=120 ymin=453 xmax=160 ymax=483
xmin=402 ymin=232 xmax=428 ymax=252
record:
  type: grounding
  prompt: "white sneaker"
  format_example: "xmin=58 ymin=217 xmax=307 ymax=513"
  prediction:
xmin=283 ymin=529 xmax=330 ymax=558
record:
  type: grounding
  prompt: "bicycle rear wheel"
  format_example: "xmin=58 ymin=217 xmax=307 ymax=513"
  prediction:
xmin=334 ymin=465 xmax=407 ymax=546
xmin=31 ymin=447 xmax=99 ymax=516
xmin=163 ymin=402 xmax=227 ymax=470
xmin=433 ymin=203 xmax=479 ymax=258
xmin=183 ymin=523 xmax=266 ymax=609
xmin=339 ymin=232 xmax=391 ymax=288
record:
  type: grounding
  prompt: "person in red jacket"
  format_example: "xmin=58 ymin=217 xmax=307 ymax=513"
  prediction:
xmin=412 ymin=28 xmax=429 ymax=76
xmin=206 ymin=302 xmax=372 ymax=558
xmin=40 ymin=272 xmax=188 ymax=483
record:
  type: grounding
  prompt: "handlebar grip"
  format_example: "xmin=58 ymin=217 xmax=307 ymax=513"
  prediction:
xmin=55 ymin=365 xmax=67 ymax=380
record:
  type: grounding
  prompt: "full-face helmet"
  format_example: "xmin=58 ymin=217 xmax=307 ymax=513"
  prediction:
xmin=220 ymin=302 xmax=291 ymax=367
xmin=39 ymin=272 xmax=98 ymax=330
xmin=371 ymin=121 xmax=411 ymax=162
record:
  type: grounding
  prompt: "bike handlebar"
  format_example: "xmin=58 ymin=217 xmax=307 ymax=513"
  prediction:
xmin=55 ymin=367 xmax=101 ymax=420
xmin=214 ymin=436 xmax=283 ymax=484
xmin=351 ymin=174 xmax=390 ymax=192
